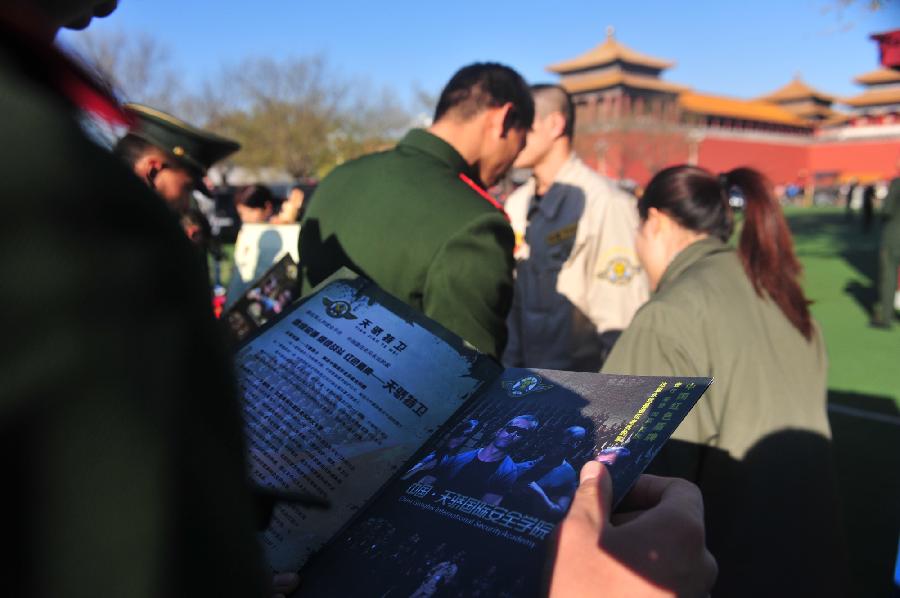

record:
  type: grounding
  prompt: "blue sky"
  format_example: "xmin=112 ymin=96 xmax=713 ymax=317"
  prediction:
xmin=60 ymin=1 xmax=898 ymax=106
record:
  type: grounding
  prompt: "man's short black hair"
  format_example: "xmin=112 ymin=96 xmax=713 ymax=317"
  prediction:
xmin=531 ymin=84 xmax=575 ymax=139
xmin=113 ymin=133 xmax=155 ymax=167
xmin=433 ymin=62 xmax=534 ymax=132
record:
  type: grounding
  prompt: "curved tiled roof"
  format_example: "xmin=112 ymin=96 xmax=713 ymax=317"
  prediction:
xmin=560 ymin=69 xmax=688 ymax=94
xmin=843 ymin=87 xmax=900 ymax=107
xmin=853 ymin=68 xmax=900 ymax=86
xmin=787 ymin=104 xmax=844 ymax=119
xmin=758 ymin=76 xmax=834 ymax=103
xmin=679 ymin=92 xmax=811 ymax=126
xmin=548 ymin=31 xmax=674 ymax=74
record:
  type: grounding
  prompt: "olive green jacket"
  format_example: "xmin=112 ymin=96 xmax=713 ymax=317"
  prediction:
xmin=603 ymin=237 xmax=846 ymax=595
xmin=0 ymin=33 xmax=266 ymax=597
xmin=603 ymin=237 xmax=831 ymax=458
xmin=299 ymin=129 xmax=515 ymax=359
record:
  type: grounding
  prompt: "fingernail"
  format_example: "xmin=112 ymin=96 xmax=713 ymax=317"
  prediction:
xmin=580 ymin=460 xmax=601 ymax=482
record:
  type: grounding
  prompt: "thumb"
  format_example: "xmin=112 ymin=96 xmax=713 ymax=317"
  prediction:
xmin=568 ymin=460 xmax=614 ymax=525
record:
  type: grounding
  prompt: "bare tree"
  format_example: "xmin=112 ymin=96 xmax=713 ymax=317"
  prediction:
xmin=65 ymin=28 xmax=181 ymax=111
xmin=65 ymin=29 xmax=416 ymax=181
xmin=197 ymin=55 xmax=414 ymax=180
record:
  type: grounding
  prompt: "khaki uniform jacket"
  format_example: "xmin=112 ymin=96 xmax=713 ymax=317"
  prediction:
xmin=504 ymin=156 xmax=648 ymax=370
xmin=0 ymin=32 xmax=266 ymax=597
xmin=602 ymin=237 xmax=846 ymax=596
xmin=299 ymin=129 xmax=515 ymax=359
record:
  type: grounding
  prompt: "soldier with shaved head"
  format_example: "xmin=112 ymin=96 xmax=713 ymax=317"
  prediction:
xmin=504 ymin=84 xmax=648 ymax=371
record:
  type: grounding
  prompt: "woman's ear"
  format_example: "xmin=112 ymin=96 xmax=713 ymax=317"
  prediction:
xmin=645 ymin=207 xmax=663 ymax=237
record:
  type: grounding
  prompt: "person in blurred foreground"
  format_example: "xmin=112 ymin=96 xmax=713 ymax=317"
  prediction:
xmin=1 ymin=2 xmax=266 ymax=596
xmin=602 ymin=165 xmax=848 ymax=595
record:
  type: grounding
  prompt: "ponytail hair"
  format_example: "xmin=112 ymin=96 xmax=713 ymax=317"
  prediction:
xmin=640 ymin=165 xmax=734 ymax=242
xmin=640 ymin=165 xmax=813 ymax=340
xmin=723 ymin=167 xmax=813 ymax=340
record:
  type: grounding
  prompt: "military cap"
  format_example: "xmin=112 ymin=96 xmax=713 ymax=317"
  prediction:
xmin=124 ymin=103 xmax=240 ymax=175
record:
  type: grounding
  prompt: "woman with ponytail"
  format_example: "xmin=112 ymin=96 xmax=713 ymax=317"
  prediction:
xmin=603 ymin=165 xmax=847 ymax=596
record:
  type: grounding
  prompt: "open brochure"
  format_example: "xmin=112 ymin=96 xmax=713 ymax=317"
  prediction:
xmin=225 ymin=254 xmax=298 ymax=342
xmin=235 ymin=273 xmax=711 ymax=596
xmin=225 ymin=222 xmax=301 ymax=309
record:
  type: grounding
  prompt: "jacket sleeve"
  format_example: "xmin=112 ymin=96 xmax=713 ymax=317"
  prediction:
xmin=0 ymin=128 xmax=267 ymax=597
xmin=502 ymin=271 xmax=525 ymax=366
xmin=582 ymin=192 xmax=649 ymax=335
xmin=423 ymin=212 xmax=515 ymax=360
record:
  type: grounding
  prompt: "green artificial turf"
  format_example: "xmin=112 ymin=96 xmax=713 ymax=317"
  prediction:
xmin=786 ymin=207 xmax=900 ymax=405
xmin=786 ymin=207 xmax=899 ymax=596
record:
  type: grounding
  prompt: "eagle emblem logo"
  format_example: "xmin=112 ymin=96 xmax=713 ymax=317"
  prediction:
xmin=322 ymin=297 xmax=357 ymax=320
xmin=502 ymin=375 xmax=553 ymax=398
xmin=599 ymin=256 xmax=640 ymax=285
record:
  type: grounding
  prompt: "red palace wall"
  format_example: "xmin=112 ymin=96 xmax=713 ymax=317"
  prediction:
xmin=696 ymin=136 xmax=809 ymax=185
xmin=575 ymin=130 xmax=900 ymax=187
xmin=808 ymin=139 xmax=900 ymax=181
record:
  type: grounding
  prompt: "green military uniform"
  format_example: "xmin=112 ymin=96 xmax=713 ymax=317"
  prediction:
xmin=0 ymin=26 xmax=265 ymax=597
xmin=877 ymin=176 xmax=900 ymax=327
xmin=120 ymin=103 xmax=241 ymax=288
xmin=299 ymin=129 xmax=515 ymax=359
xmin=602 ymin=237 xmax=847 ymax=596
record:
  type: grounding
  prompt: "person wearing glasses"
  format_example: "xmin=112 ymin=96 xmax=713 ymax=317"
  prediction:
xmin=401 ymin=419 xmax=479 ymax=481
xmin=420 ymin=415 xmax=539 ymax=505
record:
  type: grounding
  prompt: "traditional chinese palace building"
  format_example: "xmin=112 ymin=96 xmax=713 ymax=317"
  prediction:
xmin=552 ymin=28 xmax=900 ymax=188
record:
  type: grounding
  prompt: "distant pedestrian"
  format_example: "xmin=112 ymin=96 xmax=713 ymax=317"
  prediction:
xmin=862 ymin=184 xmax=875 ymax=232
xmin=271 ymin=184 xmax=307 ymax=224
xmin=235 ymin=184 xmax=277 ymax=224
xmin=873 ymin=158 xmax=900 ymax=329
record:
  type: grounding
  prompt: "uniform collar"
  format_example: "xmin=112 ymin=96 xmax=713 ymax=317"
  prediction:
xmin=657 ymin=236 xmax=732 ymax=292
xmin=529 ymin=154 xmax=579 ymax=221
xmin=398 ymin=128 xmax=480 ymax=182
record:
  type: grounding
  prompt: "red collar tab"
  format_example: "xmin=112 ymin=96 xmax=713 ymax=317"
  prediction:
xmin=0 ymin=16 xmax=132 ymax=128
xmin=458 ymin=173 xmax=509 ymax=221
xmin=60 ymin=69 xmax=132 ymax=128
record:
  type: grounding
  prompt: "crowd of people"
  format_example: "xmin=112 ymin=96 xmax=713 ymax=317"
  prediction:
xmin=7 ymin=1 xmax=899 ymax=597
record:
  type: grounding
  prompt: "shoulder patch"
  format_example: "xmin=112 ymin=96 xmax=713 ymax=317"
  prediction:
xmin=545 ymin=223 xmax=578 ymax=246
xmin=598 ymin=255 xmax=641 ymax=284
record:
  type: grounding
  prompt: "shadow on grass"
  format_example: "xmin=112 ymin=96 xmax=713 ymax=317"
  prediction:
xmin=785 ymin=210 xmax=882 ymax=314
xmin=843 ymin=281 xmax=877 ymax=316
xmin=828 ymin=389 xmax=900 ymax=598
